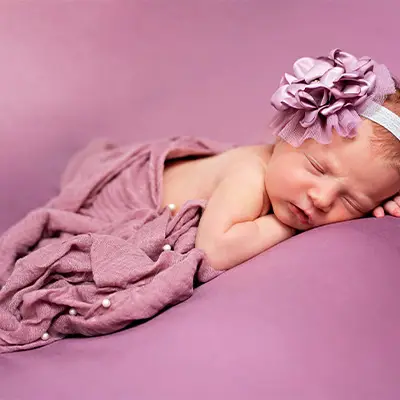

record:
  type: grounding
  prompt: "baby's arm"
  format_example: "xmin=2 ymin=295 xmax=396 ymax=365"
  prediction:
xmin=195 ymin=161 xmax=295 ymax=271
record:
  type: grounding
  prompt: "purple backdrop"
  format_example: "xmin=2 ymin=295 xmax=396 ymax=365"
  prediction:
xmin=1 ymin=1 xmax=399 ymax=399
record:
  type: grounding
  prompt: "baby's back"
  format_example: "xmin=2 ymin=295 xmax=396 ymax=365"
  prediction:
xmin=162 ymin=144 xmax=271 ymax=213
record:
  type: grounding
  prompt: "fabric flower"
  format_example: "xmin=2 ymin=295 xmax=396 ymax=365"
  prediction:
xmin=270 ymin=49 xmax=395 ymax=146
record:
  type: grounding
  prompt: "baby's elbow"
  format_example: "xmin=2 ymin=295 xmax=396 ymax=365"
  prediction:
xmin=195 ymin=236 xmax=235 ymax=271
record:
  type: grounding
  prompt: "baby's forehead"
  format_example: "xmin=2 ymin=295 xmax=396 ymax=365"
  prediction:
xmin=311 ymin=129 xmax=373 ymax=161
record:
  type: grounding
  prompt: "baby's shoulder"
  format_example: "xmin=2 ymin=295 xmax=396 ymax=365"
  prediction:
xmin=218 ymin=143 xmax=272 ymax=174
xmin=215 ymin=144 xmax=272 ymax=215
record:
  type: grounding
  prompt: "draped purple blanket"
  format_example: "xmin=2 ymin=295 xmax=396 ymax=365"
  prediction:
xmin=0 ymin=136 xmax=230 ymax=353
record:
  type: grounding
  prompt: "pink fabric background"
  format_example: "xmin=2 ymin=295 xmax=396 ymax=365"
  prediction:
xmin=1 ymin=1 xmax=399 ymax=399
xmin=1 ymin=0 xmax=399 ymax=231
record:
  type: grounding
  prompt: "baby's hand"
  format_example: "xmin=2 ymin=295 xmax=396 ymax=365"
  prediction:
xmin=372 ymin=195 xmax=400 ymax=218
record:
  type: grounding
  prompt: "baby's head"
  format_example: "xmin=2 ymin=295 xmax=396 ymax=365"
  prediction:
xmin=266 ymin=49 xmax=400 ymax=231
xmin=369 ymin=87 xmax=400 ymax=173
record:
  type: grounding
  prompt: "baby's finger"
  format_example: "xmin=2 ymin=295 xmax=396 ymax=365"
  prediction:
xmin=393 ymin=195 xmax=400 ymax=207
xmin=383 ymin=200 xmax=400 ymax=217
xmin=372 ymin=206 xmax=385 ymax=218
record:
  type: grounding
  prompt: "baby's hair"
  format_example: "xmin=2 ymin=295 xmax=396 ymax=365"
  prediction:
xmin=369 ymin=81 xmax=400 ymax=174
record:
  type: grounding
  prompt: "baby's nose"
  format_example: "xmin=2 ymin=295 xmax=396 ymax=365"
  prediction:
xmin=308 ymin=183 xmax=339 ymax=212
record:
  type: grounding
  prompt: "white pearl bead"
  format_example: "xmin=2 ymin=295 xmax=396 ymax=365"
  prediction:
xmin=102 ymin=298 xmax=111 ymax=308
xmin=162 ymin=244 xmax=172 ymax=251
xmin=167 ymin=203 xmax=176 ymax=211
xmin=41 ymin=332 xmax=50 ymax=341
xmin=69 ymin=308 xmax=77 ymax=316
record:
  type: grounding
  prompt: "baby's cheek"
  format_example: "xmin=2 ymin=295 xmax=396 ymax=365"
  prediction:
xmin=326 ymin=205 xmax=355 ymax=225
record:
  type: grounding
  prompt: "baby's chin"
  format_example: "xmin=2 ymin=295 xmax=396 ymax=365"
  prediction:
xmin=284 ymin=218 xmax=313 ymax=232
xmin=273 ymin=202 xmax=314 ymax=232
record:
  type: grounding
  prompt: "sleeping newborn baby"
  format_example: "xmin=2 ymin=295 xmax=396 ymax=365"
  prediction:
xmin=1 ymin=48 xmax=399 ymax=353
xmin=164 ymin=49 xmax=400 ymax=270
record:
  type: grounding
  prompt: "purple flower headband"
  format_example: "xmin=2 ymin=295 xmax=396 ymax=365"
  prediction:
xmin=270 ymin=48 xmax=400 ymax=147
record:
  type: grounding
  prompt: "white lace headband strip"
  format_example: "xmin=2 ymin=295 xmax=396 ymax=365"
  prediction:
xmin=360 ymin=102 xmax=400 ymax=141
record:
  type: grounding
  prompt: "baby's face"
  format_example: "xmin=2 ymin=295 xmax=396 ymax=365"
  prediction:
xmin=265 ymin=120 xmax=400 ymax=231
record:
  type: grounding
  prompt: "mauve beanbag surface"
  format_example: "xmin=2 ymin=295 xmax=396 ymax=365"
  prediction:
xmin=1 ymin=218 xmax=400 ymax=400
xmin=1 ymin=1 xmax=400 ymax=399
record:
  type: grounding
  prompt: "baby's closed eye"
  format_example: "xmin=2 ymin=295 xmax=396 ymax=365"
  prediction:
xmin=340 ymin=196 xmax=364 ymax=214
xmin=305 ymin=154 xmax=325 ymax=175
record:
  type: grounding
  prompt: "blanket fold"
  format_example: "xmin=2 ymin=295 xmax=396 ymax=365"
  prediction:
xmin=0 ymin=136 xmax=230 ymax=353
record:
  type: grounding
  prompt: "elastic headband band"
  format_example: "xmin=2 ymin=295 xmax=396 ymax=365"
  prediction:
xmin=360 ymin=102 xmax=400 ymax=140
